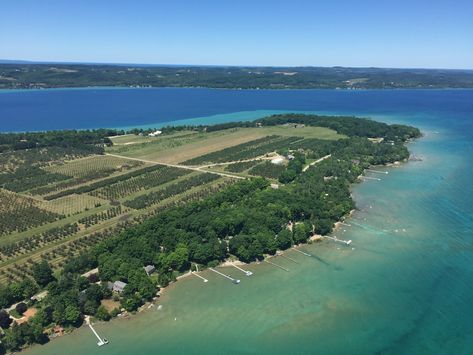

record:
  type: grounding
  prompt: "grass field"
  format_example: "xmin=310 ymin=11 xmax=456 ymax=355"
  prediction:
xmin=39 ymin=194 xmax=109 ymax=216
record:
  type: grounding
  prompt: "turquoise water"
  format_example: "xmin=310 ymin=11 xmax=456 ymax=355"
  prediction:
xmin=13 ymin=89 xmax=473 ymax=354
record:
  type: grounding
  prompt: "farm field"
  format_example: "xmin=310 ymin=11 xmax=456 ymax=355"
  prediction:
xmin=107 ymin=125 xmax=344 ymax=163
xmin=0 ymin=123 xmax=344 ymax=284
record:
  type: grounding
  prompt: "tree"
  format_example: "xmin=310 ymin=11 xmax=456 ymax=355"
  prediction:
xmin=0 ymin=310 xmax=12 ymax=329
xmin=64 ymin=304 xmax=81 ymax=326
xmin=85 ymin=284 xmax=103 ymax=303
xmin=276 ymin=229 xmax=293 ymax=250
xmin=32 ymin=261 xmax=55 ymax=287
xmin=15 ymin=302 xmax=28 ymax=315
xmin=293 ymin=223 xmax=310 ymax=244
xmin=83 ymin=300 xmax=99 ymax=315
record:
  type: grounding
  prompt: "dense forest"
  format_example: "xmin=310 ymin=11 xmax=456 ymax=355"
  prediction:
xmin=0 ymin=114 xmax=421 ymax=352
xmin=1 ymin=63 xmax=473 ymax=90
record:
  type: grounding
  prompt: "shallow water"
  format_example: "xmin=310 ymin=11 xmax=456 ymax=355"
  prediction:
xmin=12 ymin=89 xmax=473 ymax=354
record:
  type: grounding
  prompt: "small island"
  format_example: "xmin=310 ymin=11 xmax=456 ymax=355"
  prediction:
xmin=0 ymin=114 xmax=420 ymax=352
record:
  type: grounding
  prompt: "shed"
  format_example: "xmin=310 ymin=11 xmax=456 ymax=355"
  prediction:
xmin=144 ymin=265 xmax=156 ymax=276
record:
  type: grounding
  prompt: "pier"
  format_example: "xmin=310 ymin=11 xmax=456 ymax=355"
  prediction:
xmin=293 ymin=248 xmax=312 ymax=257
xmin=192 ymin=272 xmax=208 ymax=282
xmin=230 ymin=263 xmax=253 ymax=276
xmin=279 ymin=254 xmax=299 ymax=264
xmin=361 ymin=176 xmax=381 ymax=181
xmin=366 ymin=169 xmax=388 ymax=174
xmin=323 ymin=235 xmax=352 ymax=246
xmin=87 ymin=319 xmax=109 ymax=347
xmin=192 ymin=264 xmax=208 ymax=282
xmin=264 ymin=259 xmax=289 ymax=272
xmin=209 ymin=268 xmax=240 ymax=284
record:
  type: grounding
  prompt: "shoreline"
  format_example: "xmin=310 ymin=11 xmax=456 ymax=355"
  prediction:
xmin=2 ymin=86 xmax=472 ymax=94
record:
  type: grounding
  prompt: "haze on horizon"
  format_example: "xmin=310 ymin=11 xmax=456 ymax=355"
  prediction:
xmin=1 ymin=0 xmax=472 ymax=70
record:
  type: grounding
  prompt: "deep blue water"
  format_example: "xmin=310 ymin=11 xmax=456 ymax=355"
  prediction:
xmin=0 ymin=88 xmax=472 ymax=133
xmin=2 ymin=88 xmax=473 ymax=354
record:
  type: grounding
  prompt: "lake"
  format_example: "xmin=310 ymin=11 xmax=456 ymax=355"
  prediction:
xmin=1 ymin=88 xmax=471 ymax=354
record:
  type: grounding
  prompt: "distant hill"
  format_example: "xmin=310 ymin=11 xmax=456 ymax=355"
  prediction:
xmin=1 ymin=62 xmax=472 ymax=89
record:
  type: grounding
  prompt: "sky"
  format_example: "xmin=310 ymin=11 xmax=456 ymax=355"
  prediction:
xmin=1 ymin=0 xmax=472 ymax=69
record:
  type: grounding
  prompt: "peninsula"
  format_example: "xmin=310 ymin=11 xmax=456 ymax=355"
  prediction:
xmin=0 ymin=114 xmax=420 ymax=352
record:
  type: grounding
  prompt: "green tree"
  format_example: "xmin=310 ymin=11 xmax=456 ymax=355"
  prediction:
xmin=32 ymin=261 xmax=55 ymax=287
xmin=276 ymin=229 xmax=293 ymax=250
xmin=64 ymin=304 xmax=81 ymax=326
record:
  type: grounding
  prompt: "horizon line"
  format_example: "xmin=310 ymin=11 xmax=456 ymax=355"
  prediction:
xmin=1 ymin=58 xmax=472 ymax=71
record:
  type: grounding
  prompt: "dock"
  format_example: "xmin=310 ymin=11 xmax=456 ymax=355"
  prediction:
xmin=366 ymin=169 xmax=388 ymax=174
xmin=293 ymin=248 xmax=312 ymax=257
xmin=323 ymin=235 xmax=352 ymax=246
xmin=209 ymin=268 xmax=240 ymax=284
xmin=264 ymin=259 xmax=289 ymax=272
xmin=192 ymin=272 xmax=208 ymax=282
xmin=88 ymin=321 xmax=109 ymax=347
xmin=230 ymin=263 xmax=253 ymax=276
xmin=361 ymin=176 xmax=381 ymax=181
xmin=279 ymin=254 xmax=299 ymax=264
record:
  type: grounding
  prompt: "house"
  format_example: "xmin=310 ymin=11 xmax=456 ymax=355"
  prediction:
xmin=287 ymin=154 xmax=295 ymax=160
xmin=148 ymin=130 xmax=162 ymax=137
xmin=112 ymin=281 xmax=127 ymax=293
xmin=270 ymin=183 xmax=279 ymax=189
xmin=144 ymin=265 xmax=156 ymax=276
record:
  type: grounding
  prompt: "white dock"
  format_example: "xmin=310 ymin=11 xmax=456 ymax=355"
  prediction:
xmin=265 ymin=260 xmax=289 ymax=272
xmin=293 ymin=248 xmax=312 ymax=257
xmin=192 ymin=272 xmax=208 ymax=282
xmin=366 ymin=169 xmax=388 ymax=174
xmin=361 ymin=176 xmax=381 ymax=181
xmin=88 ymin=323 xmax=109 ymax=347
xmin=230 ymin=263 xmax=253 ymax=276
xmin=323 ymin=235 xmax=352 ymax=246
xmin=340 ymin=222 xmax=351 ymax=227
xmin=209 ymin=268 xmax=240 ymax=284
xmin=280 ymin=254 xmax=299 ymax=264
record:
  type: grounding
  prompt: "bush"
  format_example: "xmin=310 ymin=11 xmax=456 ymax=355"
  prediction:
xmin=0 ymin=310 xmax=12 ymax=328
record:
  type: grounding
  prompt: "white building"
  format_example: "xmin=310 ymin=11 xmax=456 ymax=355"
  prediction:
xmin=271 ymin=157 xmax=285 ymax=165
xmin=148 ymin=130 xmax=162 ymax=137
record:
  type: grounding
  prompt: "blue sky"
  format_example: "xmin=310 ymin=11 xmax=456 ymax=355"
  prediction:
xmin=1 ymin=0 xmax=472 ymax=68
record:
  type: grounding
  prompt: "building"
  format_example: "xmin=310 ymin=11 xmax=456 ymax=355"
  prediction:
xmin=112 ymin=281 xmax=127 ymax=293
xmin=144 ymin=265 xmax=156 ymax=276
xmin=271 ymin=157 xmax=285 ymax=165
xmin=148 ymin=130 xmax=162 ymax=137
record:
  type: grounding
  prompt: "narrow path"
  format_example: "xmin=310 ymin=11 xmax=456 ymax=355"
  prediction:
xmin=302 ymin=154 xmax=332 ymax=172
xmin=105 ymin=153 xmax=245 ymax=180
